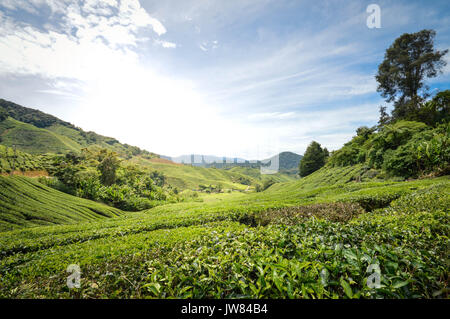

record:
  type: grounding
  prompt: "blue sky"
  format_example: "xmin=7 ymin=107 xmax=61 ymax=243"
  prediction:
xmin=0 ymin=0 xmax=449 ymax=159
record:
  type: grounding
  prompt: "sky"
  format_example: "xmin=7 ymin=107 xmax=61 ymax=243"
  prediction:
xmin=0 ymin=0 xmax=449 ymax=159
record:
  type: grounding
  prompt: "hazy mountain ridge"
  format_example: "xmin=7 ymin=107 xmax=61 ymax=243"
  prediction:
xmin=164 ymin=151 xmax=303 ymax=174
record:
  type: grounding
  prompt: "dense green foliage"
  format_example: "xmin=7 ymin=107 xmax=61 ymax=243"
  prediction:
xmin=414 ymin=90 xmax=450 ymax=126
xmin=329 ymin=121 xmax=449 ymax=178
xmin=0 ymin=108 xmax=7 ymax=122
xmin=376 ymin=30 xmax=448 ymax=123
xmin=0 ymin=99 xmax=76 ymax=129
xmin=299 ymin=141 xmax=328 ymax=177
xmin=41 ymin=149 xmax=178 ymax=211
xmin=0 ymin=145 xmax=44 ymax=174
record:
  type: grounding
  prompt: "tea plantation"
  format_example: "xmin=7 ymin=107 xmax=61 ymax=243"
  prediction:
xmin=0 ymin=176 xmax=122 ymax=232
xmin=0 ymin=167 xmax=448 ymax=298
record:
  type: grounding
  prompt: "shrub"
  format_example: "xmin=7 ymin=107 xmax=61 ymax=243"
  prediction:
xmin=383 ymin=123 xmax=450 ymax=177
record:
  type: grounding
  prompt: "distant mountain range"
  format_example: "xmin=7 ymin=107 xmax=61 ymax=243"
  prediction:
xmin=163 ymin=151 xmax=303 ymax=175
xmin=162 ymin=154 xmax=247 ymax=165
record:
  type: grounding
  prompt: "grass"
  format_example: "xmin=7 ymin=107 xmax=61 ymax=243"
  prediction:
xmin=0 ymin=166 xmax=448 ymax=298
xmin=0 ymin=118 xmax=81 ymax=154
xmin=0 ymin=176 xmax=123 ymax=232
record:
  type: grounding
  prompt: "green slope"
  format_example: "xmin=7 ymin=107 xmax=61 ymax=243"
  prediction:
xmin=228 ymin=166 xmax=296 ymax=183
xmin=0 ymin=99 xmax=157 ymax=158
xmin=263 ymin=151 xmax=303 ymax=176
xmin=0 ymin=118 xmax=81 ymax=154
xmin=128 ymin=156 xmax=296 ymax=190
xmin=0 ymin=176 xmax=123 ymax=232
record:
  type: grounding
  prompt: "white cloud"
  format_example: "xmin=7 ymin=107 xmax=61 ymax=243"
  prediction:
xmin=0 ymin=0 xmax=39 ymax=13
xmin=248 ymin=112 xmax=296 ymax=121
xmin=0 ymin=0 xmax=173 ymax=81
xmin=156 ymin=40 xmax=177 ymax=48
xmin=118 ymin=0 xmax=166 ymax=35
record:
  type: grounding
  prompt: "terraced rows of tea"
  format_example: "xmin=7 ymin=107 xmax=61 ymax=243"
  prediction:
xmin=0 ymin=176 xmax=122 ymax=231
xmin=0 ymin=167 xmax=448 ymax=298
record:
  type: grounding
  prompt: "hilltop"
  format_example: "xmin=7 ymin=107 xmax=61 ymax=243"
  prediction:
xmin=0 ymin=99 xmax=157 ymax=158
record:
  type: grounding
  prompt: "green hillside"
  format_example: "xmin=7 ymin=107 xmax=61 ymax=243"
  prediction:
xmin=0 ymin=99 xmax=157 ymax=158
xmin=263 ymin=151 xmax=303 ymax=176
xmin=0 ymin=176 xmax=123 ymax=232
xmin=0 ymin=117 xmax=81 ymax=154
xmin=128 ymin=156 xmax=296 ymax=191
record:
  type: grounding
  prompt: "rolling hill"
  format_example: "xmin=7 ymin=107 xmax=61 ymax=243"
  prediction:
xmin=0 ymin=175 xmax=123 ymax=232
xmin=127 ymin=156 xmax=296 ymax=190
xmin=0 ymin=99 xmax=300 ymax=198
xmin=262 ymin=151 xmax=303 ymax=176
xmin=0 ymin=99 xmax=157 ymax=158
xmin=0 ymin=166 xmax=448 ymax=298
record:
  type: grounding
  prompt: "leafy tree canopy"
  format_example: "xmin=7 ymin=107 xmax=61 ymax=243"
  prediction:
xmin=299 ymin=141 xmax=327 ymax=177
xmin=376 ymin=29 xmax=448 ymax=122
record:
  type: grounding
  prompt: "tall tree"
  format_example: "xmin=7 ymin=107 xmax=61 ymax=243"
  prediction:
xmin=299 ymin=141 xmax=326 ymax=177
xmin=98 ymin=151 xmax=120 ymax=186
xmin=378 ymin=106 xmax=391 ymax=127
xmin=376 ymin=30 xmax=448 ymax=121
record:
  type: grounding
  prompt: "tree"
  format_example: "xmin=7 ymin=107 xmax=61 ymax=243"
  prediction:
xmin=416 ymin=90 xmax=450 ymax=126
xmin=0 ymin=108 xmax=7 ymax=122
xmin=378 ymin=106 xmax=391 ymax=127
xmin=299 ymin=141 xmax=326 ymax=177
xmin=98 ymin=151 xmax=120 ymax=186
xmin=376 ymin=30 xmax=448 ymax=122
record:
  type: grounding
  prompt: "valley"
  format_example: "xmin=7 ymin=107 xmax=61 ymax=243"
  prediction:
xmin=0 ymin=24 xmax=449 ymax=300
